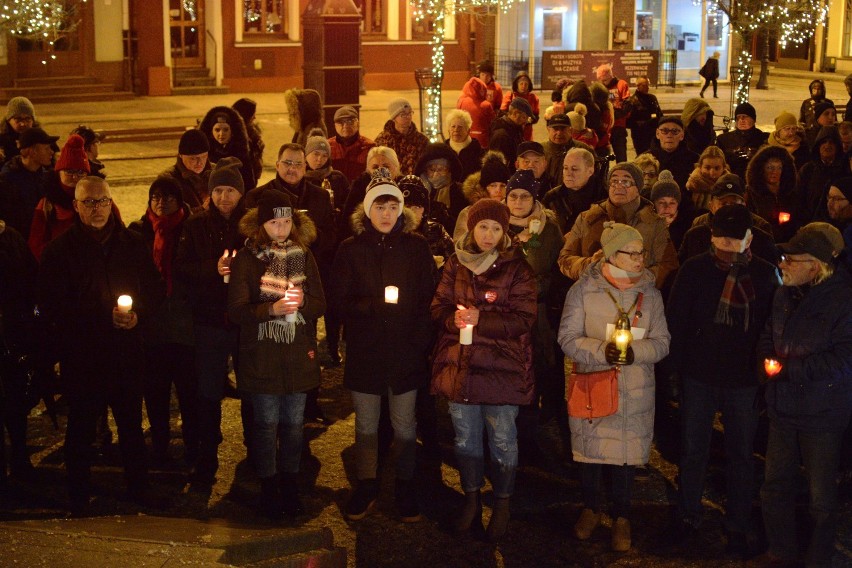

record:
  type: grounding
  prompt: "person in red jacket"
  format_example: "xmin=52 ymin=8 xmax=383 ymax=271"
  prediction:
xmin=477 ymin=60 xmax=503 ymax=112
xmin=596 ymin=63 xmax=631 ymax=162
xmin=500 ymin=71 xmax=540 ymax=141
xmin=456 ymin=77 xmax=495 ymax=148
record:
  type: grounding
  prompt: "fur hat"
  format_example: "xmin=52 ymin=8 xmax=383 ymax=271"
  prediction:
xmin=54 ymin=135 xmax=90 ymax=173
xmin=388 ymin=98 xmax=413 ymax=120
xmin=257 ymin=190 xmax=293 ymax=225
xmin=601 ymin=221 xmax=643 ymax=259
xmin=711 ymin=204 xmax=752 ymax=239
xmin=148 ymin=176 xmax=184 ymax=204
xmin=734 ymin=103 xmax=757 ymax=122
xmin=609 ymin=162 xmax=644 ymax=191
xmin=477 ymin=60 xmax=494 ymax=75
xmin=5 ymin=96 xmax=34 ymax=121
xmin=208 ymin=156 xmax=245 ymax=194
xmin=568 ymin=103 xmax=587 ymax=131
xmin=179 ymin=129 xmax=210 ymax=155
xmin=467 ymin=198 xmax=510 ymax=233
xmin=334 ymin=105 xmax=358 ymax=122
xmin=509 ymin=97 xmax=533 ymax=117
xmin=774 ymin=111 xmax=798 ymax=131
xmin=779 ymin=222 xmax=844 ymax=264
xmin=650 ymin=170 xmax=681 ymax=203
xmin=813 ymin=101 xmax=836 ymax=122
xmin=479 ymin=155 xmax=511 ymax=188
xmin=364 ymin=169 xmax=404 ymax=217
xmin=506 ymin=169 xmax=541 ymax=199
xmin=398 ymin=175 xmax=430 ymax=213
xmin=304 ymin=128 xmax=331 ymax=156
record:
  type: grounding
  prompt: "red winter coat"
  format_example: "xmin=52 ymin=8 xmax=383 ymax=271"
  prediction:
xmin=457 ymin=77 xmax=496 ymax=148
xmin=329 ymin=134 xmax=376 ymax=183
xmin=430 ymin=247 xmax=537 ymax=405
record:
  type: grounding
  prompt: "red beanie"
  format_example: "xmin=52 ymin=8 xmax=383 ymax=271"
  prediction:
xmin=466 ymin=198 xmax=510 ymax=232
xmin=54 ymin=134 xmax=90 ymax=173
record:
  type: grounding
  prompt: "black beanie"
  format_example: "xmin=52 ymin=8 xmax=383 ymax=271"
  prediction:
xmin=505 ymin=169 xmax=541 ymax=199
xmin=208 ymin=157 xmax=245 ymax=194
xmin=179 ymin=129 xmax=210 ymax=155
xmin=734 ymin=102 xmax=757 ymax=122
xmin=257 ymin=190 xmax=293 ymax=225
xmin=148 ymin=176 xmax=183 ymax=204
xmin=480 ymin=155 xmax=511 ymax=188
xmin=398 ymin=175 xmax=430 ymax=214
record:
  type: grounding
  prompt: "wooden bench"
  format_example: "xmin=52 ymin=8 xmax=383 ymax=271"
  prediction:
xmin=98 ymin=125 xmax=191 ymax=143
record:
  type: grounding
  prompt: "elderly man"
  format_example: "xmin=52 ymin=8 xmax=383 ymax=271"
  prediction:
xmin=0 ymin=127 xmax=56 ymax=239
xmin=542 ymin=147 xmax=604 ymax=234
xmin=558 ymin=161 xmax=678 ymax=289
xmin=627 ymin=76 xmax=663 ymax=156
xmin=37 ymin=176 xmax=165 ymax=515
xmin=329 ymin=105 xmax=376 ymax=183
xmin=641 ymin=116 xmax=699 ymax=192
xmin=374 ymin=98 xmax=429 ymax=175
xmin=489 ymin=98 xmax=533 ymax=168
xmin=755 ymin=223 xmax=852 ymax=568
xmin=542 ymin=113 xmax=594 ymax=187
xmin=716 ymin=103 xmax=768 ymax=180
xmin=515 ymin=141 xmax=553 ymax=194
xmin=159 ymin=129 xmax=212 ymax=213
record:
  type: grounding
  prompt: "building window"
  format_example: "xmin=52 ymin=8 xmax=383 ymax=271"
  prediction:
xmin=357 ymin=0 xmax=385 ymax=36
xmin=412 ymin=13 xmax=435 ymax=40
xmin=243 ymin=0 xmax=289 ymax=37
xmin=844 ymin=0 xmax=852 ymax=57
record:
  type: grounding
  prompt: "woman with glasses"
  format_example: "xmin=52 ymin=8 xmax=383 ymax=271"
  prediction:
xmin=413 ymin=142 xmax=467 ymax=232
xmin=745 ymin=145 xmax=801 ymax=243
xmin=558 ymin=222 xmax=670 ymax=552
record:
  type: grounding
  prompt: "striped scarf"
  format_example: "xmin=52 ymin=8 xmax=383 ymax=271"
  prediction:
xmin=254 ymin=239 xmax=306 ymax=343
xmin=712 ymin=246 xmax=755 ymax=331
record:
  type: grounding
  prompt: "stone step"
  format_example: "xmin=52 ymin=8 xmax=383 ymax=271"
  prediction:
xmin=171 ymin=85 xmax=230 ymax=96
xmin=0 ymin=90 xmax=136 ymax=105
xmin=174 ymin=67 xmax=211 ymax=79
xmin=174 ymin=76 xmax=217 ymax=87
xmin=13 ymin=75 xmax=104 ymax=87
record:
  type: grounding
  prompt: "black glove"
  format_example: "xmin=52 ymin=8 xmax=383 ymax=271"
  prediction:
xmin=605 ymin=342 xmax=634 ymax=366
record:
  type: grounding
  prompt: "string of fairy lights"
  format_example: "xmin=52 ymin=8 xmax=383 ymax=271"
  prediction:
xmin=0 ymin=0 xmax=84 ymax=64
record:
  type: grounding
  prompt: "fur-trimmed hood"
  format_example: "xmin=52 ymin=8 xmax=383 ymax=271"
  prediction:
xmin=284 ymin=88 xmax=327 ymax=146
xmin=746 ymin=145 xmax=798 ymax=198
xmin=350 ymin=203 xmax=419 ymax=236
xmin=462 ymin=150 xmax=508 ymax=204
xmin=239 ymin=207 xmax=317 ymax=246
xmin=682 ymin=98 xmax=713 ymax=129
xmin=414 ymin=142 xmax=463 ymax=181
xmin=199 ymin=105 xmax=251 ymax=156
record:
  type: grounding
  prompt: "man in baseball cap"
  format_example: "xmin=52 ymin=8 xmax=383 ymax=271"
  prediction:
xmin=0 ymin=127 xmax=57 ymax=238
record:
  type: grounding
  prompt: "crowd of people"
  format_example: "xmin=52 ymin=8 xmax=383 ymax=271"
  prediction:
xmin=0 ymin=63 xmax=851 ymax=567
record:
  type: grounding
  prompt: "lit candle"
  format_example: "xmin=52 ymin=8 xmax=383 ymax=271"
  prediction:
xmin=764 ymin=358 xmax=782 ymax=377
xmin=778 ymin=211 xmax=791 ymax=224
xmin=117 ymin=295 xmax=133 ymax=313
xmin=385 ymin=285 xmax=399 ymax=304
xmin=460 ymin=324 xmax=474 ymax=345
xmin=223 ymin=249 xmax=236 ymax=283
xmin=285 ymin=289 xmax=298 ymax=323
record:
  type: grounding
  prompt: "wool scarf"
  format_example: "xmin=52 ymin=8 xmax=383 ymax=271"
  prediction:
xmin=147 ymin=207 xmax=186 ymax=296
xmin=712 ymin=246 xmax=755 ymax=331
xmin=509 ymin=200 xmax=548 ymax=233
xmin=254 ymin=239 xmax=307 ymax=343
xmin=455 ymin=233 xmax=506 ymax=275
xmin=602 ymin=261 xmax=643 ymax=290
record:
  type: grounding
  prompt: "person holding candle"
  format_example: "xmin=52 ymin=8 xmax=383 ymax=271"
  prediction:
xmin=227 ymin=191 xmax=325 ymax=520
xmin=331 ymin=171 xmax=436 ymax=523
xmin=36 ymin=176 xmax=166 ymax=516
xmin=745 ymin=145 xmax=801 ymax=244
xmin=557 ymin=222 xmax=670 ymax=551
xmin=431 ymin=198 xmax=537 ymax=541
xmin=754 ymin=222 xmax=852 ymax=568
xmin=665 ymin=204 xmax=780 ymax=557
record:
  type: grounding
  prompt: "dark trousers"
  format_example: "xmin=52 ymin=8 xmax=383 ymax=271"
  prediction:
xmin=611 ymin=126 xmax=628 ymax=162
xmin=761 ymin=420 xmax=843 ymax=566
xmin=678 ymin=378 xmax=758 ymax=533
xmin=65 ymin=384 xmax=147 ymax=500
xmin=580 ymin=463 xmax=635 ymax=520
xmin=0 ymin=367 xmax=31 ymax=475
xmin=700 ymin=78 xmax=718 ymax=96
xmin=143 ymin=342 xmax=198 ymax=458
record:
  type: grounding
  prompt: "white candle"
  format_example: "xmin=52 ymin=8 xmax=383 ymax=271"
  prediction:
xmin=385 ymin=285 xmax=399 ymax=304
xmin=117 ymin=295 xmax=133 ymax=313
xmin=528 ymin=219 xmax=541 ymax=234
xmin=460 ymin=324 xmax=473 ymax=345
xmin=223 ymin=250 xmax=236 ymax=283
xmin=285 ymin=289 xmax=298 ymax=322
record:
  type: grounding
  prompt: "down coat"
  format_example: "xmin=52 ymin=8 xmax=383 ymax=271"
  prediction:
xmin=430 ymin=244 xmax=537 ymax=405
xmin=198 ymin=106 xmax=257 ymax=190
xmin=227 ymin=209 xmax=325 ymax=395
xmin=558 ymin=260 xmax=670 ymax=465
xmin=457 ymin=77 xmax=496 ymax=148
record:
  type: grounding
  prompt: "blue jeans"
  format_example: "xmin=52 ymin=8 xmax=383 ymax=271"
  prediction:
xmin=250 ymin=393 xmax=306 ymax=478
xmin=761 ymin=420 xmax=843 ymax=567
xmin=448 ymin=403 xmax=518 ymax=498
xmin=351 ymin=388 xmax=417 ymax=481
xmin=678 ymin=378 xmax=758 ymax=533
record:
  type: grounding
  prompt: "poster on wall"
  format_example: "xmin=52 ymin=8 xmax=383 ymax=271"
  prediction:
xmin=543 ymin=13 xmax=562 ymax=47
xmin=636 ymin=13 xmax=653 ymax=49
xmin=540 ymin=50 xmax=660 ymax=89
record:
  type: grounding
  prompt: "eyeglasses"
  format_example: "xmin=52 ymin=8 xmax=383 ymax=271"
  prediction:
xmin=397 ymin=111 xmax=414 ymax=118
xmin=78 ymin=197 xmax=112 ymax=209
xmin=63 ymin=169 xmax=88 ymax=177
xmin=150 ymin=194 xmax=178 ymax=203
xmin=827 ymin=195 xmax=849 ymax=203
xmin=657 ymin=128 xmax=682 ymax=136
xmin=616 ymin=249 xmax=647 ymax=261
xmin=427 ymin=164 xmax=449 ymax=174
xmin=279 ymin=160 xmax=304 ymax=169
xmin=779 ymin=254 xmax=814 ymax=264
xmin=609 ymin=179 xmax=636 ymax=188
xmin=335 ymin=118 xmax=357 ymax=126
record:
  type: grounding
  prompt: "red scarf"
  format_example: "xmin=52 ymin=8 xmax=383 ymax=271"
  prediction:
xmin=147 ymin=207 xmax=186 ymax=295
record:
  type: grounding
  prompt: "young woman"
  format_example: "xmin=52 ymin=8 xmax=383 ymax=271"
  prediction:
xmin=431 ymin=198 xmax=537 ymax=541
xmin=557 ymin=222 xmax=670 ymax=552
xmin=227 ymin=191 xmax=325 ymax=520
xmin=686 ymin=145 xmax=730 ymax=212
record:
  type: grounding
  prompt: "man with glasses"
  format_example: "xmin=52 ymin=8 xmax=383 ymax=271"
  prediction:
xmin=37 ymin=176 xmax=166 ymax=516
xmin=558 ymin=161 xmax=677 ymax=290
xmin=160 ymin=129 xmax=212 ymax=213
xmin=329 ymin=106 xmax=376 ymax=183
xmin=0 ymin=96 xmax=43 ymax=166
xmin=375 ymin=98 xmax=429 ymax=175
xmin=716 ymin=103 xmax=768 ymax=180
xmin=640 ymin=116 xmax=698 ymax=191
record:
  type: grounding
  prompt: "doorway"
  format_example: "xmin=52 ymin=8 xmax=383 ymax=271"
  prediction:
xmin=169 ymin=0 xmax=205 ymax=67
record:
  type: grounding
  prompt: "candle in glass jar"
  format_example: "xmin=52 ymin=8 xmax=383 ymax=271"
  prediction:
xmin=778 ymin=212 xmax=791 ymax=224
xmin=385 ymin=285 xmax=399 ymax=304
xmin=764 ymin=358 xmax=782 ymax=377
xmin=117 ymin=295 xmax=133 ymax=313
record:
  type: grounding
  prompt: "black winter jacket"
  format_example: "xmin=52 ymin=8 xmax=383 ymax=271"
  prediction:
xmin=0 ymin=156 xmax=50 ymax=239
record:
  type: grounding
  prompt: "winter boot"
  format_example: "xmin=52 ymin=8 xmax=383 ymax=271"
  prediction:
xmin=486 ymin=497 xmax=511 ymax=542
xmin=394 ymin=478 xmax=422 ymax=523
xmin=612 ymin=516 xmax=631 ymax=551
xmin=699 ymin=89 xmax=705 ymax=98
xmin=279 ymin=472 xmax=305 ymax=519
xmin=453 ymin=490 xmax=483 ymax=534
xmin=345 ymin=478 xmax=379 ymax=521
xmin=574 ymin=508 xmax=601 ymax=540
xmin=258 ymin=476 xmax=283 ymax=520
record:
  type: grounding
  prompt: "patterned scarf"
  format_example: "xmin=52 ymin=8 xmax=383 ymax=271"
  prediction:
xmin=712 ymin=246 xmax=755 ymax=331
xmin=602 ymin=261 xmax=643 ymax=290
xmin=254 ymin=239 xmax=307 ymax=343
xmin=147 ymin=207 xmax=186 ymax=296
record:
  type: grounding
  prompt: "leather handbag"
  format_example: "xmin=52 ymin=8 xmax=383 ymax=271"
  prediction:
xmin=566 ymin=366 xmax=619 ymax=422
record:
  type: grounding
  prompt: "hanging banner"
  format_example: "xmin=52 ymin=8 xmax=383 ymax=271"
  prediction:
xmin=541 ymin=50 xmax=659 ymax=90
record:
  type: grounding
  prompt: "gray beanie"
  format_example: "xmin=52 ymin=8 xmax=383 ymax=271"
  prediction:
xmin=650 ymin=170 xmax=681 ymax=203
xmin=6 ymin=97 xmax=34 ymax=121
xmin=304 ymin=128 xmax=331 ymax=156
xmin=388 ymin=98 xmax=413 ymax=120
xmin=609 ymin=161 xmax=644 ymax=191
xmin=601 ymin=221 xmax=643 ymax=259
xmin=208 ymin=156 xmax=245 ymax=194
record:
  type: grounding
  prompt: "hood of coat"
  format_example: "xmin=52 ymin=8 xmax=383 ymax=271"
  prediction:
xmin=589 ymin=81 xmax=613 ymax=116
xmin=511 ymin=70 xmax=534 ymax=93
xmin=746 ymin=145 xmax=798 ymax=197
xmin=810 ymin=125 xmax=844 ymax=163
xmin=682 ymin=98 xmax=712 ymax=129
xmin=461 ymin=76 xmax=488 ymax=101
xmin=808 ymin=79 xmax=827 ymax=99
xmin=462 ymin=171 xmax=488 ymax=204
xmin=414 ymin=142 xmax=463 ymax=181
xmin=350 ymin=203 xmax=419 ymax=236
xmin=565 ymin=80 xmax=594 ymax=107
xmin=238 ymin=206 xmax=317 ymax=246
xmin=199 ymin=105 xmax=251 ymax=155
xmin=284 ymin=88 xmax=326 ymax=136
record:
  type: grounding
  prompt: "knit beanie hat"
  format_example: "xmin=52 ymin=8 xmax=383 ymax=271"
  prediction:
xmin=6 ymin=96 xmax=34 ymax=120
xmin=208 ymin=156 xmax=245 ymax=194
xmin=179 ymin=129 xmax=210 ymax=155
xmin=363 ymin=169 xmax=404 ymax=217
xmin=466 ymin=198 xmax=510 ymax=233
xmin=734 ymin=102 xmax=757 ymax=121
xmin=148 ymin=176 xmax=184 ymax=204
xmin=568 ymin=103 xmax=588 ymax=131
xmin=506 ymin=168 xmax=541 ymax=199
xmin=814 ymin=101 xmax=835 ymax=122
xmin=334 ymin=105 xmax=358 ymax=122
xmin=509 ymin=97 xmax=533 ymax=117
xmin=388 ymin=98 xmax=413 ymax=120
xmin=774 ymin=111 xmax=798 ymax=130
xmin=609 ymin=161 xmax=644 ymax=190
xmin=832 ymin=176 xmax=852 ymax=202
xmin=54 ymin=135 xmax=90 ymax=173
xmin=257 ymin=190 xmax=294 ymax=225
xmin=601 ymin=221 xmax=643 ymax=259
xmin=398 ymin=175 xmax=430 ymax=213
xmin=650 ymin=170 xmax=681 ymax=203
xmin=711 ymin=204 xmax=753 ymax=239
xmin=479 ymin=155 xmax=511 ymax=187
xmin=304 ymin=128 xmax=331 ymax=156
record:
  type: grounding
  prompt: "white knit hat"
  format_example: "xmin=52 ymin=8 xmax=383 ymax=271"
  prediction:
xmin=363 ymin=168 xmax=404 ymax=217
xmin=568 ymin=103 xmax=587 ymax=131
